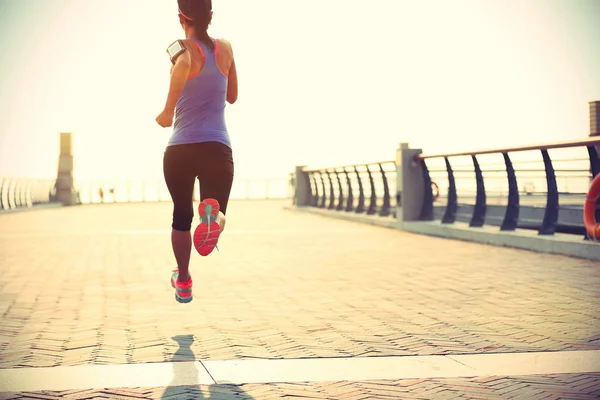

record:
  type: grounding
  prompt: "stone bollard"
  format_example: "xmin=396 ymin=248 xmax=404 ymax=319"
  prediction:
xmin=56 ymin=132 xmax=77 ymax=205
xmin=395 ymin=143 xmax=425 ymax=229
xmin=294 ymin=165 xmax=311 ymax=207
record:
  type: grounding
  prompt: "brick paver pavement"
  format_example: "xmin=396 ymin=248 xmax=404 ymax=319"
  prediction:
xmin=1 ymin=200 xmax=600 ymax=398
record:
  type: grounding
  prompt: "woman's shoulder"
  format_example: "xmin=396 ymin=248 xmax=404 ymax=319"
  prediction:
xmin=215 ymin=38 xmax=235 ymax=59
xmin=215 ymin=38 xmax=233 ymax=49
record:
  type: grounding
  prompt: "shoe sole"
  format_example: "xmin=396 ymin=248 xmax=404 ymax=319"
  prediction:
xmin=175 ymin=293 xmax=193 ymax=303
xmin=171 ymin=275 xmax=193 ymax=303
xmin=193 ymin=198 xmax=221 ymax=256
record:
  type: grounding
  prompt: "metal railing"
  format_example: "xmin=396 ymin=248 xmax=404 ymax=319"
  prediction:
xmin=73 ymin=178 xmax=293 ymax=204
xmin=301 ymin=162 xmax=397 ymax=218
xmin=294 ymin=138 xmax=600 ymax=240
xmin=416 ymin=138 xmax=600 ymax=239
xmin=0 ymin=177 xmax=292 ymax=212
xmin=0 ymin=177 xmax=56 ymax=211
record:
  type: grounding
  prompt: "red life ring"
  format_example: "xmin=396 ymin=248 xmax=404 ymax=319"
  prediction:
xmin=432 ymin=182 xmax=440 ymax=202
xmin=584 ymin=174 xmax=600 ymax=240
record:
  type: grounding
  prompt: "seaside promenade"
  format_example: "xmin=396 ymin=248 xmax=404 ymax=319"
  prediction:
xmin=0 ymin=199 xmax=599 ymax=399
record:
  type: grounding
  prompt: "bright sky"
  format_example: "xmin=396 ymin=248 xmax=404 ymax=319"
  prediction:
xmin=0 ymin=0 xmax=599 ymax=181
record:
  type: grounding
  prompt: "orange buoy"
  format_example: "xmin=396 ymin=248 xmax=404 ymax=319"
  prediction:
xmin=432 ymin=182 xmax=440 ymax=202
xmin=584 ymin=174 xmax=600 ymax=240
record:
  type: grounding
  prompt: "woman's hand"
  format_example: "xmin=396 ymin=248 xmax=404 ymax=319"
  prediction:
xmin=156 ymin=108 xmax=175 ymax=128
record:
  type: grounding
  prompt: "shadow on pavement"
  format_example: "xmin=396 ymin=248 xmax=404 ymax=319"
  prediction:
xmin=162 ymin=335 xmax=256 ymax=399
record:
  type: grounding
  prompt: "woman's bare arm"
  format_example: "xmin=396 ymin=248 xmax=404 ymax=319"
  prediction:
xmin=227 ymin=58 xmax=238 ymax=104
xmin=224 ymin=41 xmax=238 ymax=104
xmin=156 ymin=50 xmax=192 ymax=127
xmin=164 ymin=50 xmax=192 ymax=112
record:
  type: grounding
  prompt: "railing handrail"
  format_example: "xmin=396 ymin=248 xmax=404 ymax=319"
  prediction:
xmin=303 ymin=160 xmax=395 ymax=173
xmin=417 ymin=137 xmax=600 ymax=160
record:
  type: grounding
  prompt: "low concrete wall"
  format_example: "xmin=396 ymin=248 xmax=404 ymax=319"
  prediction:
xmin=0 ymin=202 xmax=63 ymax=215
xmin=290 ymin=206 xmax=600 ymax=261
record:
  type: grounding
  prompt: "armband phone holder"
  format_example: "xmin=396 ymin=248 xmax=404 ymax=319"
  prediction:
xmin=166 ymin=40 xmax=185 ymax=64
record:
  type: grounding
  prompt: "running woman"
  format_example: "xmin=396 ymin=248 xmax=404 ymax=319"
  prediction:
xmin=156 ymin=0 xmax=238 ymax=303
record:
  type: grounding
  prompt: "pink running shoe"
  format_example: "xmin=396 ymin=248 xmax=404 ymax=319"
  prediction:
xmin=193 ymin=198 xmax=221 ymax=256
xmin=171 ymin=270 xmax=193 ymax=303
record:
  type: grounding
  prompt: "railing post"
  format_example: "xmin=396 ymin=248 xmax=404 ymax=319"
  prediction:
xmin=327 ymin=170 xmax=336 ymax=210
xmin=379 ymin=163 xmax=391 ymax=217
xmin=14 ymin=180 xmax=21 ymax=208
xmin=19 ymin=181 xmax=27 ymax=208
xmin=319 ymin=172 xmax=327 ymax=208
xmin=366 ymin=165 xmax=377 ymax=215
xmin=470 ymin=155 xmax=487 ymax=227
xmin=441 ymin=157 xmax=457 ymax=224
xmin=8 ymin=179 xmax=16 ymax=209
xmin=0 ymin=178 xmax=8 ymax=210
xmin=539 ymin=149 xmax=559 ymax=235
xmin=335 ymin=170 xmax=344 ymax=211
xmin=588 ymin=146 xmax=600 ymax=177
xmin=354 ymin=166 xmax=365 ymax=213
xmin=15 ymin=181 xmax=23 ymax=208
xmin=344 ymin=169 xmax=354 ymax=212
xmin=21 ymin=180 xmax=28 ymax=207
xmin=500 ymin=152 xmax=520 ymax=231
xmin=3 ymin=178 xmax=10 ymax=209
xmin=418 ymin=160 xmax=434 ymax=221
xmin=25 ymin=180 xmax=33 ymax=208
xmin=0 ymin=178 xmax=5 ymax=210
xmin=14 ymin=180 xmax=20 ymax=208
xmin=395 ymin=143 xmax=426 ymax=226
xmin=310 ymin=173 xmax=319 ymax=206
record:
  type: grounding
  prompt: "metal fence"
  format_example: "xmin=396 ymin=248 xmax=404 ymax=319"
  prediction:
xmin=300 ymin=162 xmax=397 ymax=218
xmin=0 ymin=178 xmax=56 ymax=211
xmin=295 ymin=138 xmax=600 ymax=239
xmin=417 ymin=138 xmax=599 ymax=238
xmin=0 ymin=177 xmax=293 ymax=212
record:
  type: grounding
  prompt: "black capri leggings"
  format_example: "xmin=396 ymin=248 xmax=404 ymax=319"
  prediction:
xmin=163 ymin=141 xmax=234 ymax=231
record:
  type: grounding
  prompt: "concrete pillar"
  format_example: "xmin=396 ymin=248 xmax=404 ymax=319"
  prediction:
xmin=395 ymin=143 xmax=424 ymax=228
xmin=294 ymin=165 xmax=311 ymax=207
xmin=56 ymin=132 xmax=77 ymax=205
